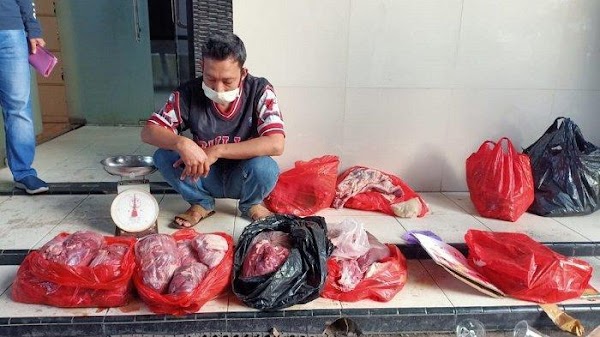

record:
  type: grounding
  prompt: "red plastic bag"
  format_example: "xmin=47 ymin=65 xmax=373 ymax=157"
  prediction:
xmin=465 ymin=230 xmax=593 ymax=303
xmin=265 ymin=155 xmax=339 ymax=216
xmin=335 ymin=166 xmax=428 ymax=217
xmin=133 ymin=229 xmax=233 ymax=315
xmin=12 ymin=234 xmax=136 ymax=307
xmin=466 ymin=138 xmax=535 ymax=221
xmin=322 ymin=245 xmax=408 ymax=302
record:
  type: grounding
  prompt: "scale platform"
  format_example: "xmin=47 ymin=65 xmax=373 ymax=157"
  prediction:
xmin=101 ymin=155 xmax=160 ymax=238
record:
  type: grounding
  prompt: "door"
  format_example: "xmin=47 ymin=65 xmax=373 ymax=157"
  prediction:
xmin=55 ymin=0 xmax=154 ymax=125
xmin=148 ymin=0 xmax=193 ymax=111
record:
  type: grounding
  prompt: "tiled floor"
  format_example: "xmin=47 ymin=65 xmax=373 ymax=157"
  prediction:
xmin=0 ymin=126 xmax=598 ymax=328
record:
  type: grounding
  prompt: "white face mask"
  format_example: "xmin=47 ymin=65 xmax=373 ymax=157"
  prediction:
xmin=202 ymin=81 xmax=240 ymax=105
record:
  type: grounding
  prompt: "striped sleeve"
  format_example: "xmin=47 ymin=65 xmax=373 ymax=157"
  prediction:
xmin=256 ymin=86 xmax=285 ymax=137
xmin=146 ymin=91 xmax=184 ymax=134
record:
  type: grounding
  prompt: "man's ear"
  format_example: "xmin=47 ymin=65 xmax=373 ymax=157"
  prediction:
xmin=241 ymin=67 xmax=248 ymax=79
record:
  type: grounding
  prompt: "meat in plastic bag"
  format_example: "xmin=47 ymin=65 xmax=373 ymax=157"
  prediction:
xmin=133 ymin=229 xmax=234 ymax=315
xmin=41 ymin=231 xmax=105 ymax=266
xmin=233 ymin=215 xmax=332 ymax=310
xmin=88 ymin=243 xmax=128 ymax=268
xmin=327 ymin=218 xmax=370 ymax=259
xmin=357 ymin=233 xmax=390 ymax=272
xmin=168 ymin=262 xmax=209 ymax=295
xmin=135 ymin=234 xmax=180 ymax=293
xmin=241 ymin=231 xmax=291 ymax=278
xmin=192 ymin=233 xmax=229 ymax=268
xmin=177 ymin=240 xmax=199 ymax=266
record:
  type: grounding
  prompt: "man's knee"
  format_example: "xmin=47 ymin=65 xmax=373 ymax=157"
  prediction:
xmin=153 ymin=149 xmax=178 ymax=170
xmin=244 ymin=156 xmax=279 ymax=186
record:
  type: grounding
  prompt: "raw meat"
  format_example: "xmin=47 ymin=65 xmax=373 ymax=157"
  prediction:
xmin=136 ymin=234 xmax=180 ymax=293
xmin=333 ymin=167 xmax=403 ymax=208
xmin=241 ymin=231 xmax=291 ymax=278
xmin=357 ymin=233 xmax=390 ymax=272
xmin=88 ymin=243 xmax=128 ymax=268
xmin=41 ymin=231 xmax=105 ymax=266
xmin=40 ymin=235 xmax=67 ymax=261
xmin=337 ymin=259 xmax=363 ymax=291
xmin=177 ymin=240 xmax=200 ymax=266
xmin=168 ymin=262 xmax=208 ymax=295
xmin=192 ymin=234 xmax=229 ymax=268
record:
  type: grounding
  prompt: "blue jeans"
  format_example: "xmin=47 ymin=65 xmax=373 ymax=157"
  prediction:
xmin=0 ymin=30 xmax=37 ymax=181
xmin=153 ymin=149 xmax=280 ymax=217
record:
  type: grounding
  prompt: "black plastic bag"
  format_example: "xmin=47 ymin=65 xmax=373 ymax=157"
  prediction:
xmin=232 ymin=214 xmax=333 ymax=310
xmin=523 ymin=117 xmax=600 ymax=216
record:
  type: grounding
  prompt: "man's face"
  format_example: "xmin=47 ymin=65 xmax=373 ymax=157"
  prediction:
xmin=202 ymin=57 xmax=246 ymax=92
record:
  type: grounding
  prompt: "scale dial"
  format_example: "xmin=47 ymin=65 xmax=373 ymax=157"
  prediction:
xmin=110 ymin=189 xmax=159 ymax=232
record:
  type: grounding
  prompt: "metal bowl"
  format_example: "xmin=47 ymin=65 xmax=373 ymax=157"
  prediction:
xmin=100 ymin=155 xmax=157 ymax=178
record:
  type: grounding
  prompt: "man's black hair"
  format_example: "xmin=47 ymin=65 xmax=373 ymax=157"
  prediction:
xmin=202 ymin=33 xmax=247 ymax=67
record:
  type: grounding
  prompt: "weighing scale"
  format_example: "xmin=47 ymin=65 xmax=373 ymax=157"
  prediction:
xmin=101 ymin=155 xmax=160 ymax=238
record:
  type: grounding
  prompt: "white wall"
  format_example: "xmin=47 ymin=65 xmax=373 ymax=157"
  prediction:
xmin=233 ymin=0 xmax=600 ymax=191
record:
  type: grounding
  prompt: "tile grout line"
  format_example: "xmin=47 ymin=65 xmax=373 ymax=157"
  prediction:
xmin=417 ymin=259 xmax=458 ymax=310
xmin=27 ymin=195 xmax=90 ymax=251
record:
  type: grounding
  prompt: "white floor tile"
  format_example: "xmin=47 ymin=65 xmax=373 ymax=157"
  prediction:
xmin=32 ymin=217 xmax=116 ymax=249
xmin=0 ymin=266 xmax=19 ymax=295
xmin=233 ymin=216 xmax=252 ymax=244
xmin=42 ymin=168 xmax=110 ymax=183
xmin=340 ymin=260 xmax=452 ymax=309
xmin=552 ymin=213 xmax=600 ymax=241
xmin=419 ymin=259 xmax=531 ymax=307
xmin=0 ymin=223 xmax=58 ymax=249
xmin=105 ymin=293 xmax=229 ymax=316
xmin=398 ymin=214 xmax=490 ymax=244
xmin=227 ymin=292 xmax=259 ymax=313
xmin=66 ymin=195 xmax=116 ymax=219
xmin=442 ymin=192 xmax=478 ymax=214
xmin=419 ymin=192 xmax=466 ymax=216
xmin=0 ymin=196 xmax=9 ymax=204
xmin=0 ymin=169 xmax=13 ymax=183
xmin=0 ymin=195 xmax=85 ymax=226
xmin=474 ymin=212 xmax=590 ymax=242
xmin=44 ymin=154 xmax=110 ymax=172
xmin=104 ymin=297 xmax=155 ymax=316
xmin=285 ymin=296 xmax=342 ymax=311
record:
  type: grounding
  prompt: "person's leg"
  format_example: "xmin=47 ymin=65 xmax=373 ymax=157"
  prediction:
xmin=224 ymin=156 xmax=279 ymax=219
xmin=0 ymin=30 xmax=38 ymax=182
xmin=153 ymin=148 xmax=226 ymax=212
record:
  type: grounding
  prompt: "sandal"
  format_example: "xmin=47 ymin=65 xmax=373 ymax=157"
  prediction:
xmin=169 ymin=204 xmax=216 ymax=229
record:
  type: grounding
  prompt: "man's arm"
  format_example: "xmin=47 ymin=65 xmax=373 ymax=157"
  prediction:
xmin=16 ymin=0 xmax=45 ymax=53
xmin=16 ymin=1 xmax=42 ymax=37
xmin=206 ymin=134 xmax=284 ymax=160
xmin=141 ymin=124 xmax=210 ymax=180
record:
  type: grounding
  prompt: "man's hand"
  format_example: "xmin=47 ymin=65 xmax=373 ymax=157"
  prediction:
xmin=174 ymin=138 xmax=219 ymax=181
xmin=29 ymin=38 xmax=46 ymax=54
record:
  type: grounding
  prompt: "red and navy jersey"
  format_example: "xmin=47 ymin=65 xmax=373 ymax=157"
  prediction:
xmin=147 ymin=74 xmax=284 ymax=148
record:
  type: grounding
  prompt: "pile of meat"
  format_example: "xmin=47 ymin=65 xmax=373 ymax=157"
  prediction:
xmin=241 ymin=231 xmax=291 ymax=278
xmin=333 ymin=167 xmax=403 ymax=208
xmin=135 ymin=233 xmax=228 ymax=294
xmin=328 ymin=219 xmax=391 ymax=291
xmin=40 ymin=230 xmax=128 ymax=268
xmin=333 ymin=166 xmax=427 ymax=218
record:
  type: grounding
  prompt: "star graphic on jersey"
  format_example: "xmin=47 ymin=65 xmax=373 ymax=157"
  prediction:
xmin=265 ymin=98 xmax=275 ymax=110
